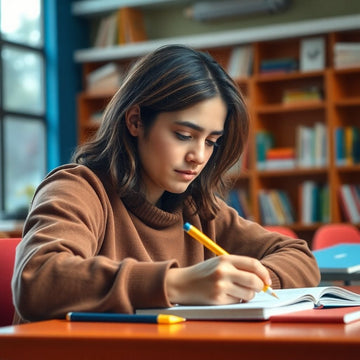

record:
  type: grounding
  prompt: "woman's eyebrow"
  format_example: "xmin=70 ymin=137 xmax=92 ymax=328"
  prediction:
xmin=174 ymin=120 xmax=224 ymax=136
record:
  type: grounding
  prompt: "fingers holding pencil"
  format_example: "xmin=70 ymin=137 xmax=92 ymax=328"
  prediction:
xmin=224 ymin=254 xmax=274 ymax=297
xmin=183 ymin=222 xmax=279 ymax=300
xmin=165 ymin=222 xmax=279 ymax=306
xmin=166 ymin=255 xmax=271 ymax=305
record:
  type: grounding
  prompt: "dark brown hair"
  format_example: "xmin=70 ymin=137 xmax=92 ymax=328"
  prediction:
xmin=73 ymin=44 xmax=249 ymax=219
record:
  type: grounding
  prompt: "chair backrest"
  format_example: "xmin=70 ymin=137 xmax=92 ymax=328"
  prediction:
xmin=264 ymin=226 xmax=297 ymax=238
xmin=0 ymin=238 xmax=21 ymax=327
xmin=312 ymin=224 xmax=360 ymax=250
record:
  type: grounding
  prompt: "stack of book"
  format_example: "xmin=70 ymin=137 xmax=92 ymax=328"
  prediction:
xmin=259 ymin=57 xmax=297 ymax=75
xmin=86 ymin=63 xmax=123 ymax=94
xmin=258 ymin=189 xmax=295 ymax=226
xmin=300 ymin=181 xmax=330 ymax=225
xmin=338 ymin=184 xmax=360 ymax=224
xmin=282 ymin=86 xmax=322 ymax=105
xmin=334 ymin=42 xmax=360 ymax=69
xmin=334 ymin=126 xmax=360 ymax=166
xmin=265 ymin=147 xmax=295 ymax=170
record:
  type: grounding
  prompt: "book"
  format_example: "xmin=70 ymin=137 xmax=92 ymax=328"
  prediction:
xmin=296 ymin=125 xmax=315 ymax=168
xmin=258 ymin=190 xmax=278 ymax=225
xmin=300 ymin=37 xmax=325 ymax=72
xmin=282 ymin=87 xmax=322 ymax=105
xmin=136 ymin=286 xmax=360 ymax=321
xmin=300 ymin=180 xmax=316 ymax=224
xmin=265 ymin=147 xmax=295 ymax=170
xmin=93 ymin=12 xmax=118 ymax=48
xmin=86 ymin=63 xmax=123 ymax=94
xmin=259 ymin=57 xmax=298 ymax=74
xmin=270 ymin=306 xmax=360 ymax=324
xmin=117 ymin=8 xmax=147 ymax=44
xmin=339 ymin=184 xmax=360 ymax=223
xmin=227 ymin=45 xmax=253 ymax=78
xmin=334 ymin=42 xmax=360 ymax=69
xmin=226 ymin=190 xmax=246 ymax=218
xmin=313 ymin=243 xmax=360 ymax=274
xmin=256 ymin=130 xmax=274 ymax=170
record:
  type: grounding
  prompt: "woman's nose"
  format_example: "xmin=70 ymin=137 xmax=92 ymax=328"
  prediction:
xmin=186 ymin=142 xmax=206 ymax=164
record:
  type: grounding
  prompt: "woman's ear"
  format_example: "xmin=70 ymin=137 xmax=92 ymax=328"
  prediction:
xmin=125 ymin=105 xmax=142 ymax=136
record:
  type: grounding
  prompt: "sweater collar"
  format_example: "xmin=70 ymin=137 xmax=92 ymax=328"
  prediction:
xmin=121 ymin=191 xmax=183 ymax=229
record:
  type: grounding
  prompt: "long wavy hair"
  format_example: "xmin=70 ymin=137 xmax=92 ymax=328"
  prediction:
xmin=73 ymin=44 xmax=249 ymax=219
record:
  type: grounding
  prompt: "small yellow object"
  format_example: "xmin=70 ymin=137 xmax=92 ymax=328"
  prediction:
xmin=262 ymin=284 xmax=279 ymax=299
xmin=157 ymin=314 xmax=186 ymax=324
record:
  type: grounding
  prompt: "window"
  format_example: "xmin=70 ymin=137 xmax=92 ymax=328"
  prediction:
xmin=0 ymin=0 xmax=45 ymax=219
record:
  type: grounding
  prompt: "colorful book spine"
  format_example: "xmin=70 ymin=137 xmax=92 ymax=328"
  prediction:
xmin=256 ymin=131 xmax=274 ymax=170
xmin=226 ymin=189 xmax=253 ymax=220
xmin=338 ymin=184 xmax=360 ymax=223
xmin=300 ymin=181 xmax=329 ymax=224
xmin=260 ymin=57 xmax=298 ymax=74
xmin=334 ymin=126 xmax=360 ymax=165
xmin=258 ymin=189 xmax=295 ymax=225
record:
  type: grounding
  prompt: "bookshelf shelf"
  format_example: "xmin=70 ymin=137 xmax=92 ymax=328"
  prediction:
xmin=254 ymin=70 xmax=325 ymax=83
xmin=256 ymin=102 xmax=325 ymax=114
xmin=334 ymin=98 xmax=360 ymax=106
xmin=257 ymin=167 xmax=328 ymax=177
xmin=337 ymin=164 xmax=360 ymax=173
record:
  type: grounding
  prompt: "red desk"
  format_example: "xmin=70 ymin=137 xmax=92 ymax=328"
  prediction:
xmin=1 ymin=288 xmax=360 ymax=360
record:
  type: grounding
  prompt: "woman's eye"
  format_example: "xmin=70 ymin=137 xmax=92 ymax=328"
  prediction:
xmin=206 ymin=139 xmax=219 ymax=147
xmin=175 ymin=132 xmax=191 ymax=141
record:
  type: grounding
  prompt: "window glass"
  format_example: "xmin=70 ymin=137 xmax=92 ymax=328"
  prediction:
xmin=0 ymin=0 xmax=45 ymax=220
xmin=0 ymin=0 xmax=43 ymax=47
xmin=2 ymin=45 xmax=45 ymax=115
xmin=4 ymin=116 xmax=46 ymax=215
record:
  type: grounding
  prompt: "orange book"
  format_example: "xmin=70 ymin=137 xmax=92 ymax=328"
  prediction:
xmin=266 ymin=147 xmax=295 ymax=160
xmin=270 ymin=306 xmax=360 ymax=324
xmin=117 ymin=7 xmax=147 ymax=44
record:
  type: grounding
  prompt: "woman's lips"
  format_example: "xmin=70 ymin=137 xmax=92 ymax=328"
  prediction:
xmin=175 ymin=169 xmax=197 ymax=181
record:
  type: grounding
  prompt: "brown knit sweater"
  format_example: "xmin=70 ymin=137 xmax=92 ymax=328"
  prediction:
xmin=12 ymin=164 xmax=320 ymax=323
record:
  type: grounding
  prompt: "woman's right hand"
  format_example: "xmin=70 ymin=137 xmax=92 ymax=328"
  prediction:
xmin=165 ymin=255 xmax=271 ymax=305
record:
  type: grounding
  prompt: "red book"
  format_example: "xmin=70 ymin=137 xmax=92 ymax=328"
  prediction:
xmin=270 ymin=306 xmax=360 ymax=324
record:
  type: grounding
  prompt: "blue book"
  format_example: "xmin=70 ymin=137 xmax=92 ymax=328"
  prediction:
xmin=334 ymin=127 xmax=345 ymax=165
xmin=226 ymin=190 xmax=245 ymax=218
xmin=313 ymin=244 xmax=360 ymax=274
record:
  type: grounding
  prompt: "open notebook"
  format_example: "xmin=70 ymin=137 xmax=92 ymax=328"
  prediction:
xmin=136 ymin=286 xmax=360 ymax=320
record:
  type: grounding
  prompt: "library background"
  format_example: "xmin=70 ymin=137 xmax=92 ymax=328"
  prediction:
xmin=1 ymin=0 xmax=360 ymax=245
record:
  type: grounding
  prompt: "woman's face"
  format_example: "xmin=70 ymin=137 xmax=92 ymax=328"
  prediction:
xmin=135 ymin=96 xmax=226 ymax=205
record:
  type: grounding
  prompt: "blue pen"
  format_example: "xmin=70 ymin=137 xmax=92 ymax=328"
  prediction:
xmin=66 ymin=312 xmax=185 ymax=324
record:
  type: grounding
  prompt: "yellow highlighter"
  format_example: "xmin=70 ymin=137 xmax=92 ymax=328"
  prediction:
xmin=183 ymin=222 xmax=279 ymax=299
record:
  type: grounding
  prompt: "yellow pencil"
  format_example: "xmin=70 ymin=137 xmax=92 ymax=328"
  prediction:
xmin=183 ymin=222 xmax=279 ymax=299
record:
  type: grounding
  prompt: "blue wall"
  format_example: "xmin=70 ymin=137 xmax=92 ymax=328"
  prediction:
xmin=44 ymin=0 xmax=88 ymax=171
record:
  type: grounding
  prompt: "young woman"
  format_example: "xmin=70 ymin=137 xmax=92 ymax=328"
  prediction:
xmin=12 ymin=45 xmax=320 ymax=324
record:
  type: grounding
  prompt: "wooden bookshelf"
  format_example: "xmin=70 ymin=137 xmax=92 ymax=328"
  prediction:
xmin=74 ymin=14 xmax=360 ymax=244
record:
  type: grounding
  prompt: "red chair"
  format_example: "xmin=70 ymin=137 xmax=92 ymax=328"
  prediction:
xmin=312 ymin=224 xmax=360 ymax=250
xmin=264 ymin=226 xmax=297 ymax=238
xmin=0 ymin=238 xmax=21 ymax=327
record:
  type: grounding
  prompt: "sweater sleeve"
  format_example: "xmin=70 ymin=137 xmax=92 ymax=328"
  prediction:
xmin=12 ymin=165 xmax=177 ymax=323
xmin=210 ymin=199 xmax=321 ymax=289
